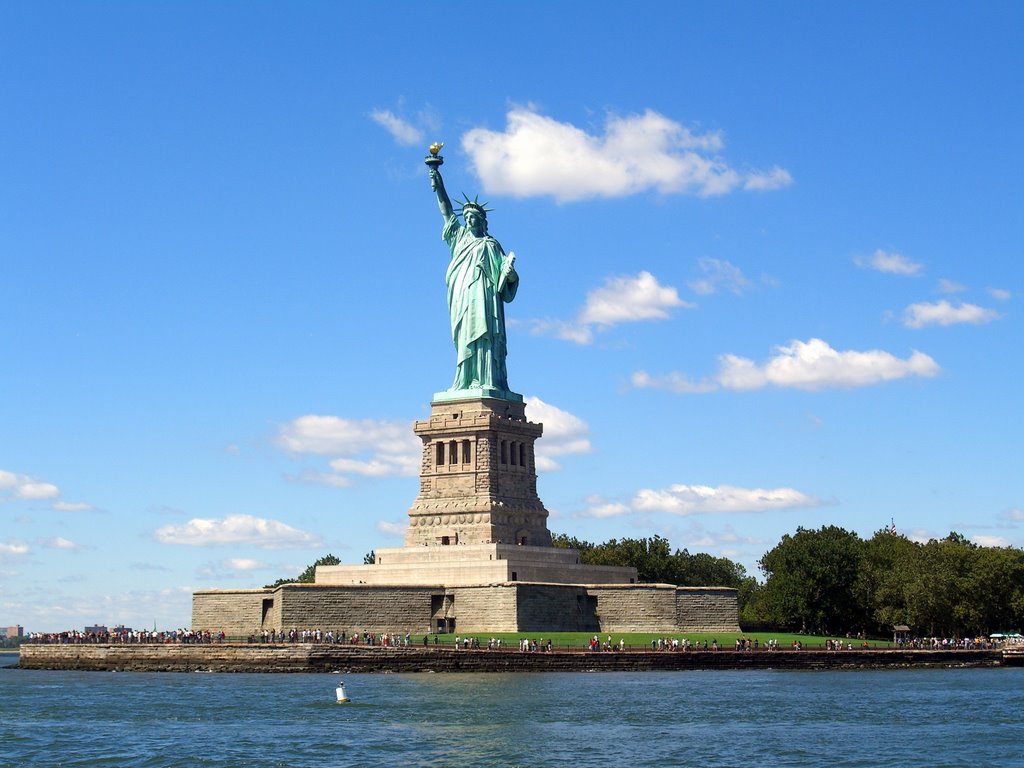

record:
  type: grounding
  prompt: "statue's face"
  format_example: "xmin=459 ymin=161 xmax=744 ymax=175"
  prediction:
xmin=464 ymin=210 xmax=486 ymax=236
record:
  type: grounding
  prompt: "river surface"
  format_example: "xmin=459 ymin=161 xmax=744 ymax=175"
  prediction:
xmin=2 ymin=652 xmax=1022 ymax=767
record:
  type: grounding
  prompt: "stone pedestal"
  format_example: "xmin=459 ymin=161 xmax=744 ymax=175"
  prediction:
xmin=404 ymin=397 xmax=552 ymax=548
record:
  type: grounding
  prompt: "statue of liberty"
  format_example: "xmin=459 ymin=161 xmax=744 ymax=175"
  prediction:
xmin=427 ymin=149 xmax=520 ymax=401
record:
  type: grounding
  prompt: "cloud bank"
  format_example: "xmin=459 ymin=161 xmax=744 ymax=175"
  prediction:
xmin=902 ymin=300 xmax=999 ymax=328
xmin=154 ymin=514 xmax=321 ymax=549
xmin=633 ymin=338 xmax=940 ymax=393
xmin=277 ymin=415 xmax=421 ymax=486
xmin=369 ymin=109 xmax=423 ymax=146
xmin=531 ymin=271 xmax=691 ymax=344
xmin=688 ymin=257 xmax=753 ymax=296
xmin=855 ymin=249 xmax=923 ymax=276
xmin=582 ymin=483 xmax=821 ymax=518
xmin=524 ymin=397 xmax=592 ymax=472
xmin=463 ymin=108 xmax=792 ymax=203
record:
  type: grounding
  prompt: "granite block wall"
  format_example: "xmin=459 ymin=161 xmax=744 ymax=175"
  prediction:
xmin=450 ymin=585 xmax=517 ymax=632
xmin=192 ymin=582 xmax=739 ymax=635
xmin=192 ymin=590 xmax=271 ymax=636
xmin=676 ymin=588 xmax=740 ymax=633
xmin=275 ymin=584 xmax=438 ymax=634
xmin=515 ymin=584 xmax=598 ymax=632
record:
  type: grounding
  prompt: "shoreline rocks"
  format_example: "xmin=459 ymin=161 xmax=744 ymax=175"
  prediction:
xmin=14 ymin=644 xmax=1008 ymax=673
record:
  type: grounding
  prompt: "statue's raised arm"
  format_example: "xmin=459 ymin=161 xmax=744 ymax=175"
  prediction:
xmin=429 ymin=167 xmax=453 ymax=220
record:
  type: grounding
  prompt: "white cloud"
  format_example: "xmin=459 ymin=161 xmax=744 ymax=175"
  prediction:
xmin=972 ymin=535 xmax=1011 ymax=548
xmin=462 ymin=108 xmax=792 ymax=203
xmin=0 ymin=541 xmax=30 ymax=557
xmin=855 ymin=249 xmax=923 ymax=276
xmin=988 ymin=287 xmax=1012 ymax=301
xmin=1001 ymin=508 xmax=1024 ymax=522
xmin=197 ymin=558 xmax=271 ymax=579
xmin=532 ymin=271 xmax=691 ymax=345
xmin=226 ymin=558 xmax=268 ymax=571
xmin=631 ymin=370 xmax=717 ymax=394
xmin=666 ymin=521 xmax=765 ymax=551
xmin=528 ymin=318 xmax=595 ymax=345
xmin=634 ymin=338 xmax=940 ymax=393
xmin=937 ymin=278 xmax=966 ymax=294
xmin=580 ymin=271 xmax=691 ymax=325
xmin=40 ymin=537 xmax=81 ymax=551
xmin=632 ymin=484 xmax=820 ymax=515
xmin=369 ymin=109 xmax=423 ymax=146
xmin=717 ymin=339 xmax=940 ymax=390
xmin=524 ymin=397 xmax=591 ymax=472
xmin=743 ymin=167 xmax=793 ymax=191
xmin=375 ymin=520 xmax=405 ymax=537
xmin=52 ymin=501 xmax=95 ymax=512
xmin=328 ymin=455 xmax=419 ymax=478
xmin=277 ymin=414 xmax=421 ymax=487
xmin=688 ymin=257 xmax=752 ymax=296
xmin=582 ymin=501 xmax=631 ymax=519
xmin=154 ymin=514 xmax=321 ymax=549
xmin=0 ymin=470 xmax=60 ymax=501
xmin=902 ymin=300 xmax=999 ymax=328
xmin=17 ymin=481 xmax=60 ymax=500
xmin=277 ymin=415 xmax=414 ymax=456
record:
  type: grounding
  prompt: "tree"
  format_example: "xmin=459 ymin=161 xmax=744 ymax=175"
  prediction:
xmin=552 ymin=533 xmax=747 ymax=589
xmin=363 ymin=550 xmax=376 ymax=565
xmin=855 ymin=529 xmax=919 ymax=635
xmin=264 ymin=554 xmax=341 ymax=589
xmin=758 ymin=526 xmax=864 ymax=634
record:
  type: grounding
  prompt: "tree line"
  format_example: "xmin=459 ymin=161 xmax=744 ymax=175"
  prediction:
xmin=267 ymin=527 xmax=1024 ymax=638
xmin=553 ymin=527 xmax=1024 ymax=638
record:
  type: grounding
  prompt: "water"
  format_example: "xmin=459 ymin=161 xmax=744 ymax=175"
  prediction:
xmin=2 ymin=651 xmax=1023 ymax=767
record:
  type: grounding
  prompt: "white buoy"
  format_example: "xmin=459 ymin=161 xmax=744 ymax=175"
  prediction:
xmin=335 ymin=681 xmax=350 ymax=703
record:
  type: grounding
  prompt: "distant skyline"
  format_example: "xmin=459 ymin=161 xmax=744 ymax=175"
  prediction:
xmin=1 ymin=3 xmax=1021 ymax=632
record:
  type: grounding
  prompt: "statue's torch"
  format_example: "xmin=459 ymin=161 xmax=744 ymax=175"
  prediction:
xmin=425 ymin=142 xmax=444 ymax=171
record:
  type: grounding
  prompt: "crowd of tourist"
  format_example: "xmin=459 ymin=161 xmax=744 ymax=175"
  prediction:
xmin=25 ymin=629 xmax=220 ymax=644
xmin=251 ymin=629 xmax=423 ymax=646
xmin=894 ymin=635 xmax=1003 ymax=650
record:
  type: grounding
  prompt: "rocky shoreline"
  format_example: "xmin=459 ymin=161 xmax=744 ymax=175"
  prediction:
xmin=13 ymin=644 xmax=1013 ymax=673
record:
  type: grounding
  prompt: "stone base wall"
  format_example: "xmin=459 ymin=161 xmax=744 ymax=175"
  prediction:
xmin=588 ymin=585 xmax=678 ymax=632
xmin=676 ymin=588 xmax=739 ymax=633
xmin=586 ymin=585 xmax=740 ymax=633
xmin=192 ymin=582 xmax=739 ymax=636
xmin=516 ymin=584 xmax=598 ymax=633
xmin=276 ymin=584 xmax=438 ymax=635
xmin=192 ymin=589 xmax=272 ymax=636
xmin=449 ymin=586 xmax=518 ymax=632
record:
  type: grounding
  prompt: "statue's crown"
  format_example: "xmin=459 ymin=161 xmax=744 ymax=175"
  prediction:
xmin=460 ymin=194 xmax=492 ymax=218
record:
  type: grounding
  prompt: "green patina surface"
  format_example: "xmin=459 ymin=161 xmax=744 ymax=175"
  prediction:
xmin=428 ymin=152 xmax=521 ymax=402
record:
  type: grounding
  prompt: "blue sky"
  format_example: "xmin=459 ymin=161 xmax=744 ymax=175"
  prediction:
xmin=2 ymin=2 xmax=1021 ymax=633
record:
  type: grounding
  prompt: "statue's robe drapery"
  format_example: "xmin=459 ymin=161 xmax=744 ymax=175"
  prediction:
xmin=442 ymin=213 xmax=518 ymax=392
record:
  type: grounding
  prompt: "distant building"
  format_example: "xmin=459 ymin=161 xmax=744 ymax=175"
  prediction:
xmin=3 ymin=625 xmax=24 ymax=639
xmin=85 ymin=625 xmax=108 ymax=635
